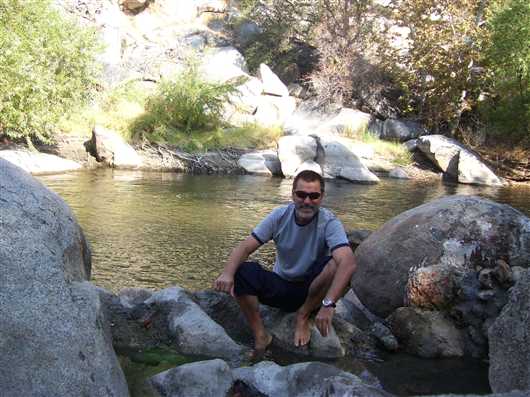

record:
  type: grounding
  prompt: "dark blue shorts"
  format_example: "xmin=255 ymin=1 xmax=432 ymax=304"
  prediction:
xmin=233 ymin=256 xmax=332 ymax=312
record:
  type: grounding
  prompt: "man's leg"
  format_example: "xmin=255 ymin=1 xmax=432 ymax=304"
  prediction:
xmin=294 ymin=258 xmax=337 ymax=346
xmin=236 ymin=294 xmax=272 ymax=352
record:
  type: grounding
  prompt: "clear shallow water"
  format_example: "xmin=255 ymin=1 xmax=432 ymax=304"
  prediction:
xmin=38 ymin=169 xmax=530 ymax=293
xmin=37 ymin=169 xmax=530 ymax=396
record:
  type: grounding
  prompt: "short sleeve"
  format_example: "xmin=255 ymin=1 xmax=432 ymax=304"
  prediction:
xmin=251 ymin=206 xmax=284 ymax=245
xmin=325 ymin=218 xmax=350 ymax=252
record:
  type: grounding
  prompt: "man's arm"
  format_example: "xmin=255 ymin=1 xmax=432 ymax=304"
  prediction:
xmin=213 ymin=235 xmax=261 ymax=296
xmin=315 ymin=246 xmax=357 ymax=336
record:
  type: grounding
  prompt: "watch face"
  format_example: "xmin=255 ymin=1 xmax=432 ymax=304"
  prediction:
xmin=322 ymin=298 xmax=335 ymax=307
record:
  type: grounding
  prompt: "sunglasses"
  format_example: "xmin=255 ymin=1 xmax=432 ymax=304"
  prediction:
xmin=294 ymin=190 xmax=321 ymax=200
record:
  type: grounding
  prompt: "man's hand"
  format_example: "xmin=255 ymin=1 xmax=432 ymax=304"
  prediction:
xmin=213 ymin=272 xmax=235 ymax=296
xmin=315 ymin=306 xmax=334 ymax=337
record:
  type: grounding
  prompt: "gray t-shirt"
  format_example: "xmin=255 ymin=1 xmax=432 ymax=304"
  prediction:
xmin=251 ymin=203 xmax=350 ymax=281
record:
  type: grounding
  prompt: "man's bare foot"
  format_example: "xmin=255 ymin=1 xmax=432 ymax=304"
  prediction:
xmin=294 ymin=313 xmax=312 ymax=347
xmin=248 ymin=332 xmax=273 ymax=362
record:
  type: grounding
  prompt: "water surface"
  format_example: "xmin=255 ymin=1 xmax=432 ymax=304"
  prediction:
xmin=38 ymin=170 xmax=530 ymax=293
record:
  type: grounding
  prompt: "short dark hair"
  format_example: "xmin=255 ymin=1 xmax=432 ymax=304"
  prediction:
xmin=293 ymin=170 xmax=325 ymax=192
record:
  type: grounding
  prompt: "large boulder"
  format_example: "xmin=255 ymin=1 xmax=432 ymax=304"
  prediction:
xmin=317 ymin=136 xmax=380 ymax=184
xmin=0 ymin=149 xmax=83 ymax=174
xmin=489 ymin=269 xmax=530 ymax=393
xmin=0 ymin=159 xmax=129 ymax=396
xmin=352 ymin=196 xmax=530 ymax=357
xmin=86 ymin=126 xmax=143 ymax=168
xmin=278 ymin=135 xmax=318 ymax=177
xmin=417 ymin=135 xmax=504 ymax=186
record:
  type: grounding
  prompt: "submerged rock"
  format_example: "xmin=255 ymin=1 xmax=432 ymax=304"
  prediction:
xmin=0 ymin=159 xmax=128 ymax=396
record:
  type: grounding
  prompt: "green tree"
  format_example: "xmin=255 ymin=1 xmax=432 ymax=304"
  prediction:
xmin=482 ymin=0 xmax=530 ymax=139
xmin=0 ymin=0 xmax=101 ymax=145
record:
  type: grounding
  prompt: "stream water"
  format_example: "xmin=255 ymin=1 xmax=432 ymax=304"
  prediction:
xmin=38 ymin=169 xmax=530 ymax=396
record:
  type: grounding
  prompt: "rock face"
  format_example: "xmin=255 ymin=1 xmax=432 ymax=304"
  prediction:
xmin=86 ymin=126 xmax=143 ymax=168
xmin=417 ymin=135 xmax=504 ymax=186
xmin=278 ymin=135 xmax=318 ymax=177
xmin=352 ymin=195 xmax=530 ymax=357
xmin=0 ymin=149 xmax=82 ymax=174
xmin=489 ymin=269 xmax=530 ymax=393
xmin=0 ymin=159 xmax=129 ymax=396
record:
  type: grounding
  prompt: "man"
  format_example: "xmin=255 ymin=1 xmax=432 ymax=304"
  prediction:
xmin=213 ymin=170 xmax=356 ymax=356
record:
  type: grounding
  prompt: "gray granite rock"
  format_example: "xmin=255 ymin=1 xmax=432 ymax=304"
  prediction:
xmin=0 ymin=159 xmax=128 ymax=397
xmin=233 ymin=361 xmax=392 ymax=397
xmin=149 ymin=359 xmax=233 ymax=397
xmin=489 ymin=269 xmax=530 ymax=393
xmin=86 ymin=125 xmax=142 ymax=168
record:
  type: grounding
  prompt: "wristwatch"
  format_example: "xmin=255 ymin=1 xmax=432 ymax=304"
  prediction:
xmin=322 ymin=298 xmax=336 ymax=308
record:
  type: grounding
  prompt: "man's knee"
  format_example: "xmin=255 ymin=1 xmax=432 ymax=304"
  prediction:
xmin=234 ymin=261 xmax=262 ymax=297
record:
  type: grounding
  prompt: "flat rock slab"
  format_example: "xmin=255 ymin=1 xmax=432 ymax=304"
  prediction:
xmin=0 ymin=149 xmax=82 ymax=175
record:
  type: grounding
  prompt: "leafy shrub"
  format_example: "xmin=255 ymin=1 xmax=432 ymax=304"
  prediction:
xmin=0 ymin=0 xmax=101 ymax=144
xmin=134 ymin=61 xmax=238 ymax=139
xmin=481 ymin=0 xmax=530 ymax=140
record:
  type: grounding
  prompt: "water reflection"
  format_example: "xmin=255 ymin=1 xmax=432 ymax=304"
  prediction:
xmin=38 ymin=170 xmax=530 ymax=293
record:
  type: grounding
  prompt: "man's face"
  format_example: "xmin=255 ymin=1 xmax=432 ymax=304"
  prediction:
xmin=292 ymin=178 xmax=323 ymax=224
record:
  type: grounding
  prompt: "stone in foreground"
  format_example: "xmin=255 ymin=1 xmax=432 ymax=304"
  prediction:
xmin=0 ymin=159 xmax=128 ymax=396
xmin=489 ymin=269 xmax=530 ymax=393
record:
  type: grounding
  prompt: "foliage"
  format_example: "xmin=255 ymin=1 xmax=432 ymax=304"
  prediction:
xmin=355 ymin=129 xmax=413 ymax=166
xmin=393 ymin=0 xmax=486 ymax=133
xmin=57 ymin=80 xmax=152 ymax=139
xmin=480 ymin=0 xmax=530 ymax=139
xmin=135 ymin=122 xmax=282 ymax=153
xmin=239 ymin=0 xmax=319 ymax=73
xmin=134 ymin=60 xmax=238 ymax=138
xmin=309 ymin=0 xmax=396 ymax=109
xmin=0 ymin=0 xmax=101 ymax=144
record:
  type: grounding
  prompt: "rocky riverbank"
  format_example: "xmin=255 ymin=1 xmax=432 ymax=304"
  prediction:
xmin=2 ymin=156 xmax=529 ymax=396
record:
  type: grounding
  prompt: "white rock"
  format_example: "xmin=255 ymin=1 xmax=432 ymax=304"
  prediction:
xmin=88 ymin=126 xmax=142 ymax=169
xmin=0 ymin=150 xmax=82 ymax=175
xmin=238 ymin=150 xmax=281 ymax=176
xmin=278 ymin=135 xmax=317 ymax=178
xmin=294 ymin=160 xmax=323 ymax=176
xmin=258 ymin=63 xmax=289 ymax=97
xmin=318 ymin=136 xmax=379 ymax=184
xmin=200 ymin=46 xmax=249 ymax=83
xmin=254 ymin=95 xmax=297 ymax=127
